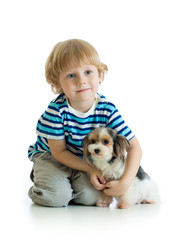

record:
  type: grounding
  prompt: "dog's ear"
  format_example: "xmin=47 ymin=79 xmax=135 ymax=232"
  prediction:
xmin=107 ymin=128 xmax=117 ymax=139
xmin=81 ymin=135 xmax=88 ymax=148
xmin=113 ymin=135 xmax=130 ymax=160
xmin=81 ymin=135 xmax=93 ymax=166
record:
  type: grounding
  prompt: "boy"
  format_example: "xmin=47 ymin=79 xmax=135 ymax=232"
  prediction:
xmin=28 ymin=39 xmax=142 ymax=207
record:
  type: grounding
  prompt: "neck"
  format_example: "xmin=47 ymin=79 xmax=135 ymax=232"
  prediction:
xmin=68 ymin=98 xmax=95 ymax=113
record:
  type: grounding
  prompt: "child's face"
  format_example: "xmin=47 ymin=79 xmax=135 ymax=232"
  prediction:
xmin=57 ymin=64 xmax=101 ymax=111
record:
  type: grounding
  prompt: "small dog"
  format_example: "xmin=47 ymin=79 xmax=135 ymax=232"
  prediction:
xmin=82 ymin=127 xmax=159 ymax=209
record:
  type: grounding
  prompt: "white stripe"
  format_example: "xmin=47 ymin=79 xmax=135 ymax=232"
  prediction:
xmin=40 ymin=117 xmax=63 ymax=128
xmin=127 ymin=133 xmax=135 ymax=141
xmin=36 ymin=130 xmax=65 ymax=140
xmin=46 ymin=107 xmax=60 ymax=116
xmin=66 ymin=144 xmax=82 ymax=154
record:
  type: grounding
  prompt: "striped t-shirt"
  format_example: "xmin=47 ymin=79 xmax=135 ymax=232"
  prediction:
xmin=28 ymin=93 xmax=135 ymax=161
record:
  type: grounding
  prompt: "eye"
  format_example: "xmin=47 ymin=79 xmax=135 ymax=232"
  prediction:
xmin=85 ymin=70 xmax=92 ymax=75
xmin=67 ymin=73 xmax=75 ymax=79
xmin=103 ymin=139 xmax=109 ymax=145
xmin=90 ymin=139 xmax=96 ymax=144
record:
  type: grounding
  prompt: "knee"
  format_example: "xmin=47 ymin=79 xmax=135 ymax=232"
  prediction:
xmin=74 ymin=187 xmax=100 ymax=206
xmin=28 ymin=181 xmax=73 ymax=207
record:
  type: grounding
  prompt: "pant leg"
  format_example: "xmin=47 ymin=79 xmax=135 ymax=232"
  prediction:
xmin=71 ymin=171 xmax=100 ymax=206
xmin=28 ymin=152 xmax=73 ymax=207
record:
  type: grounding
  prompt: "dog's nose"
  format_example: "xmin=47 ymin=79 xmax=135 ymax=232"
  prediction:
xmin=94 ymin=148 xmax=100 ymax=154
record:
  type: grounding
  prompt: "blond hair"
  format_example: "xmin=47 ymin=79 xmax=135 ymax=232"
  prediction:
xmin=45 ymin=39 xmax=108 ymax=94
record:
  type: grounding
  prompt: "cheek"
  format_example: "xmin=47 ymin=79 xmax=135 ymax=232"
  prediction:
xmin=101 ymin=145 xmax=113 ymax=156
xmin=59 ymin=81 xmax=75 ymax=94
xmin=88 ymin=144 xmax=96 ymax=154
xmin=105 ymin=144 xmax=113 ymax=155
xmin=89 ymin=77 xmax=100 ymax=90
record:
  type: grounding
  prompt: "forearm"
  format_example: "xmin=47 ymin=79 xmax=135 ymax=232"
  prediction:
xmin=103 ymin=137 xmax=143 ymax=197
xmin=121 ymin=138 xmax=142 ymax=186
xmin=52 ymin=149 xmax=106 ymax=190
xmin=52 ymin=149 xmax=91 ymax=173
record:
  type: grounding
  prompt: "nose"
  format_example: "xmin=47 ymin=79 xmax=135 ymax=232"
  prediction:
xmin=77 ymin=74 xmax=86 ymax=85
xmin=94 ymin=148 xmax=100 ymax=154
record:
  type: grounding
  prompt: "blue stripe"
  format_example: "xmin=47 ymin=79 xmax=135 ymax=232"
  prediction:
xmin=38 ymin=136 xmax=50 ymax=151
xmin=67 ymin=148 xmax=83 ymax=158
xmin=35 ymin=141 xmax=45 ymax=151
xmin=107 ymin=115 xmax=122 ymax=126
xmin=65 ymin=111 xmax=110 ymax=121
xmin=65 ymin=131 xmax=90 ymax=137
xmin=66 ymin=140 xmax=82 ymax=150
xmin=37 ymin=126 xmax=64 ymax=136
xmin=41 ymin=115 xmax=61 ymax=124
xmin=117 ymin=126 xmax=130 ymax=135
xmin=110 ymin=108 xmax=118 ymax=117
xmin=95 ymin=107 xmax=112 ymax=113
xmin=124 ymin=130 xmax=132 ymax=137
xmin=48 ymin=105 xmax=59 ymax=112
xmin=52 ymin=93 xmax=65 ymax=103
xmin=128 ymin=135 xmax=135 ymax=141
xmin=112 ymin=121 xmax=125 ymax=129
xmin=65 ymin=125 xmax=95 ymax=133
xmin=28 ymin=151 xmax=33 ymax=158
xmin=37 ymin=120 xmax=63 ymax=131
xmin=45 ymin=111 xmax=62 ymax=119
xmin=106 ymin=102 xmax=116 ymax=108
xmin=49 ymin=103 xmax=68 ymax=112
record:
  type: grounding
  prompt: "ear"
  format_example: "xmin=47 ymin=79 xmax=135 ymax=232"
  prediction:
xmin=107 ymin=128 xmax=117 ymax=139
xmin=81 ymin=135 xmax=88 ymax=148
xmin=113 ymin=135 xmax=130 ymax=161
xmin=53 ymin=80 xmax=61 ymax=91
xmin=98 ymin=70 xmax=104 ymax=84
xmin=81 ymin=136 xmax=93 ymax=166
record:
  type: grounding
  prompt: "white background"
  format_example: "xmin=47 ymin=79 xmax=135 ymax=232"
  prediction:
xmin=1 ymin=0 xmax=192 ymax=239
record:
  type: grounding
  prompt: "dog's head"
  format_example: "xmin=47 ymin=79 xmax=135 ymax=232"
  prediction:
xmin=82 ymin=127 xmax=130 ymax=166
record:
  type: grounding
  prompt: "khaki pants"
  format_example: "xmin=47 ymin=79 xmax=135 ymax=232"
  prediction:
xmin=28 ymin=152 xmax=100 ymax=207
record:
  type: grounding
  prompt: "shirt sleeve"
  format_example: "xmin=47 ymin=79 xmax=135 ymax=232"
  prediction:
xmin=36 ymin=101 xmax=65 ymax=140
xmin=106 ymin=104 xmax=135 ymax=141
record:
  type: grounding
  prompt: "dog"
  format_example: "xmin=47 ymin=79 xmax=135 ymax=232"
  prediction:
xmin=82 ymin=127 xmax=159 ymax=209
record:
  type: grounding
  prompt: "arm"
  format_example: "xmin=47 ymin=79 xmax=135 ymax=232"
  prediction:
xmin=103 ymin=136 xmax=142 ymax=196
xmin=48 ymin=139 xmax=106 ymax=190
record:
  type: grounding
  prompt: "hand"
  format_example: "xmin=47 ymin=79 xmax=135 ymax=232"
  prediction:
xmin=89 ymin=167 xmax=106 ymax=190
xmin=103 ymin=179 xmax=129 ymax=197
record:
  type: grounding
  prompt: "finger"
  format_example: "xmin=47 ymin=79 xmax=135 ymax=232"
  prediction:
xmin=94 ymin=179 xmax=106 ymax=190
xmin=95 ymin=184 xmax=105 ymax=191
xmin=105 ymin=182 xmax=111 ymax=187
xmin=97 ymin=175 xmax=106 ymax=184
xmin=98 ymin=178 xmax=106 ymax=185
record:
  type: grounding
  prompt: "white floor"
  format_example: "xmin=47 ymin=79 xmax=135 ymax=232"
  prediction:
xmin=1 ymin=172 xmax=191 ymax=240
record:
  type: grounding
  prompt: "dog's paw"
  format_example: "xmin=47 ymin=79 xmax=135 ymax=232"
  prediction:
xmin=96 ymin=199 xmax=112 ymax=207
xmin=117 ymin=201 xmax=130 ymax=209
xmin=96 ymin=200 xmax=111 ymax=207
xmin=141 ymin=200 xmax=155 ymax=204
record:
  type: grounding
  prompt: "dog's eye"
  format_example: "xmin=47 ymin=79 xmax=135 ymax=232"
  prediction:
xmin=91 ymin=139 xmax=96 ymax=144
xmin=103 ymin=139 xmax=109 ymax=145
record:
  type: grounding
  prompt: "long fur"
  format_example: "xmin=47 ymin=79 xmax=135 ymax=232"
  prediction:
xmin=82 ymin=127 xmax=160 ymax=208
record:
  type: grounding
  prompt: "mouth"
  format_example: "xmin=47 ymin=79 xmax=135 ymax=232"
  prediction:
xmin=76 ymin=88 xmax=90 ymax=93
xmin=90 ymin=152 xmax=102 ymax=159
xmin=91 ymin=152 xmax=108 ymax=158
